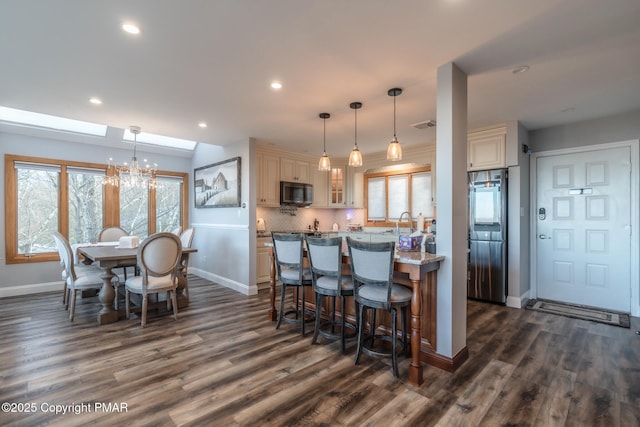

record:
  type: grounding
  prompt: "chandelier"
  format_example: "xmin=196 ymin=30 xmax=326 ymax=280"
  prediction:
xmin=104 ymin=126 xmax=158 ymax=188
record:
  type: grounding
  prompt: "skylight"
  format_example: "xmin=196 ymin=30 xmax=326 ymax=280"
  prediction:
xmin=0 ymin=106 xmax=108 ymax=136
xmin=122 ymin=128 xmax=197 ymax=151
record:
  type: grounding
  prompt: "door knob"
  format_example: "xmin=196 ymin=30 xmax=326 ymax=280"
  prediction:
xmin=538 ymin=234 xmax=551 ymax=240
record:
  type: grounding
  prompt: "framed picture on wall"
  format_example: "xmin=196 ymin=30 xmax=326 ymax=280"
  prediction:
xmin=194 ymin=156 xmax=241 ymax=208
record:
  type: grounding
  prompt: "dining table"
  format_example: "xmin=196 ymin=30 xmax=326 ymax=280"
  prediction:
xmin=78 ymin=245 xmax=197 ymax=325
xmin=265 ymin=240 xmax=445 ymax=386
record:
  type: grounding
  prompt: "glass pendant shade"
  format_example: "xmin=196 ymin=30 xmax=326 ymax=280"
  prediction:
xmin=348 ymin=101 xmax=363 ymax=167
xmin=386 ymin=137 xmax=402 ymax=161
xmin=318 ymin=153 xmax=331 ymax=171
xmin=386 ymin=88 xmax=403 ymax=161
xmin=348 ymin=146 xmax=363 ymax=167
xmin=318 ymin=112 xmax=331 ymax=171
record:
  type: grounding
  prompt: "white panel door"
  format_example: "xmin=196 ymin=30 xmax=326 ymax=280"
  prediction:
xmin=536 ymin=146 xmax=631 ymax=311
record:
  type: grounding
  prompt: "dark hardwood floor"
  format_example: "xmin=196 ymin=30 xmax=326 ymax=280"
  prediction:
xmin=1 ymin=275 xmax=639 ymax=426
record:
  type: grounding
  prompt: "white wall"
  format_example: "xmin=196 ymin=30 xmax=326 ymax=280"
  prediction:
xmin=529 ymin=108 xmax=640 ymax=151
xmin=0 ymin=128 xmax=192 ymax=294
xmin=188 ymin=138 xmax=256 ymax=294
xmin=506 ymin=121 xmax=531 ymax=308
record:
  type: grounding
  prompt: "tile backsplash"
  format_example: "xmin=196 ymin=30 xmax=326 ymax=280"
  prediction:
xmin=256 ymin=207 xmax=364 ymax=232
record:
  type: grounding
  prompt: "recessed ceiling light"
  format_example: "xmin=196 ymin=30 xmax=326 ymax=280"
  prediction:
xmin=198 ymin=122 xmax=207 ymax=128
xmin=89 ymin=97 xmax=102 ymax=105
xmin=270 ymin=82 xmax=282 ymax=90
xmin=122 ymin=22 xmax=141 ymax=35
xmin=511 ymin=65 xmax=530 ymax=75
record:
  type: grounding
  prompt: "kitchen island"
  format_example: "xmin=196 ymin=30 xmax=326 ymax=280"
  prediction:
xmin=266 ymin=240 xmax=445 ymax=386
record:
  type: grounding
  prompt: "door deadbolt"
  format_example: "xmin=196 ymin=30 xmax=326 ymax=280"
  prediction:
xmin=538 ymin=207 xmax=546 ymax=221
xmin=538 ymin=234 xmax=551 ymax=240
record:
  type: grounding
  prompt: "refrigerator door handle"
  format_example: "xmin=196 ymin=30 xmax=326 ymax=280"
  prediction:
xmin=538 ymin=234 xmax=552 ymax=240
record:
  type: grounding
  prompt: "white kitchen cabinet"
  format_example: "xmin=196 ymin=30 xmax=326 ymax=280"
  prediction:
xmin=312 ymin=168 xmax=329 ymax=207
xmin=280 ymin=157 xmax=310 ymax=183
xmin=329 ymin=165 xmax=346 ymax=206
xmin=257 ymin=236 xmax=272 ymax=284
xmin=257 ymin=152 xmax=280 ymax=206
xmin=468 ymin=128 xmax=506 ymax=171
xmin=346 ymin=167 xmax=364 ymax=208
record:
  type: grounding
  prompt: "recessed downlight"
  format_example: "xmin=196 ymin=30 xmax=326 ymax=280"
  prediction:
xmin=198 ymin=122 xmax=207 ymax=128
xmin=270 ymin=81 xmax=282 ymax=90
xmin=122 ymin=22 xmax=141 ymax=35
xmin=89 ymin=97 xmax=102 ymax=105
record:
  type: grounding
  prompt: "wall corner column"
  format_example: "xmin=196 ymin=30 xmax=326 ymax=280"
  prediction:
xmin=435 ymin=62 xmax=468 ymax=359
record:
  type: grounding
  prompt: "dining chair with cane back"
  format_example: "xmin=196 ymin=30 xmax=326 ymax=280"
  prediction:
xmin=124 ymin=232 xmax=182 ymax=327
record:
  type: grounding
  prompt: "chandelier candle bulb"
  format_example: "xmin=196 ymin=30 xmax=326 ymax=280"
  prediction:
xmin=104 ymin=126 xmax=158 ymax=188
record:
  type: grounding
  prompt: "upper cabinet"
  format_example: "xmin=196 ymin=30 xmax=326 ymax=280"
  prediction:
xmin=280 ymin=157 xmax=310 ymax=183
xmin=346 ymin=167 xmax=364 ymax=208
xmin=329 ymin=165 xmax=346 ymax=206
xmin=312 ymin=168 xmax=329 ymax=207
xmin=257 ymin=152 xmax=280 ymax=206
xmin=468 ymin=127 xmax=506 ymax=171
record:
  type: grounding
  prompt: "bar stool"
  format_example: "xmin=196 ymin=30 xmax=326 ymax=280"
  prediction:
xmin=347 ymin=237 xmax=410 ymax=378
xmin=272 ymin=233 xmax=314 ymax=335
xmin=305 ymin=236 xmax=356 ymax=354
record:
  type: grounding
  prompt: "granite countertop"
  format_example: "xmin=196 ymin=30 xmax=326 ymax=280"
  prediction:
xmin=262 ymin=240 xmax=443 ymax=266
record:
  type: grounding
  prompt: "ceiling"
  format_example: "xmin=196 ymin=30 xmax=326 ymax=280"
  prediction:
xmin=1 ymin=0 xmax=639 ymax=158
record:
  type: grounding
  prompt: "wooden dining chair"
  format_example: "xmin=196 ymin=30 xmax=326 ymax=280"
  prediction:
xmin=124 ymin=232 xmax=182 ymax=327
xmin=53 ymin=232 xmax=105 ymax=321
xmin=178 ymin=227 xmax=195 ymax=299
xmin=98 ymin=225 xmax=135 ymax=303
xmin=98 ymin=226 xmax=128 ymax=242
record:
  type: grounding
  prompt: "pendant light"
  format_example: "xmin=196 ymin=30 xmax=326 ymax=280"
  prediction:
xmin=348 ymin=102 xmax=363 ymax=167
xmin=318 ymin=113 xmax=331 ymax=171
xmin=386 ymin=87 xmax=403 ymax=161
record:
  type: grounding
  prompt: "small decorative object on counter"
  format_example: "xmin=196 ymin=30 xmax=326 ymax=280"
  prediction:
xmin=431 ymin=219 xmax=436 ymax=235
xmin=398 ymin=234 xmax=422 ymax=251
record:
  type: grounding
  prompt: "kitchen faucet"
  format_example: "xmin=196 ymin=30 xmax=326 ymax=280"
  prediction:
xmin=396 ymin=211 xmax=413 ymax=235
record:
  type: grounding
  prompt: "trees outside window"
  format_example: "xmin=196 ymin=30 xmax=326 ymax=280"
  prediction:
xmin=5 ymin=155 xmax=188 ymax=264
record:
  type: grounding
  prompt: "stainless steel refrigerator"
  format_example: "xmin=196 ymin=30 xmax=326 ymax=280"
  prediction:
xmin=467 ymin=169 xmax=507 ymax=304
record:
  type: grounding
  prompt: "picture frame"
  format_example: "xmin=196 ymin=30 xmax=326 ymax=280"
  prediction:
xmin=194 ymin=157 xmax=241 ymax=208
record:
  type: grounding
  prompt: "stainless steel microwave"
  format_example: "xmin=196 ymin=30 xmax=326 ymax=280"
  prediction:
xmin=280 ymin=181 xmax=313 ymax=206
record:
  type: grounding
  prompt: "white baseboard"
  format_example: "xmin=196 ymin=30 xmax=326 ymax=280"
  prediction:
xmin=0 ymin=281 xmax=63 ymax=299
xmin=189 ymin=268 xmax=258 ymax=296
xmin=506 ymin=290 xmax=530 ymax=309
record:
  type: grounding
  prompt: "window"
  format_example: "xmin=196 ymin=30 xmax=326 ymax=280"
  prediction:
xmin=68 ymin=167 xmax=104 ymax=245
xmin=155 ymin=176 xmax=183 ymax=232
xmin=15 ymin=162 xmax=60 ymax=257
xmin=4 ymin=154 xmax=188 ymax=264
xmin=364 ymin=165 xmax=433 ymax=228
xmin=119 ymin=180 xmax=150 ymax=239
